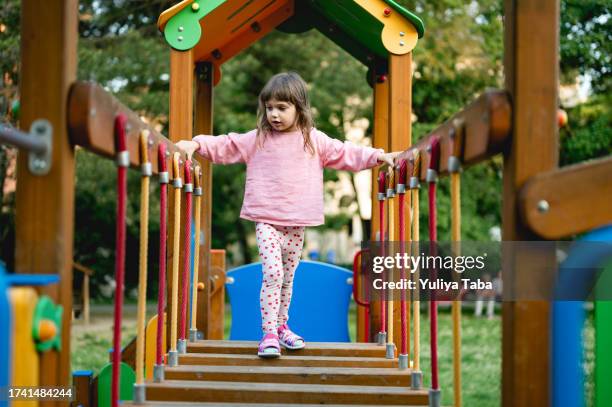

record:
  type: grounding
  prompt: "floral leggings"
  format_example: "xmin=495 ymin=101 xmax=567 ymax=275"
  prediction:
xmin=256 ymin=223 xmax=305 ymax=334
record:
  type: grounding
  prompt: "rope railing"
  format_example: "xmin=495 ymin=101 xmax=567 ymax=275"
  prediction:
xmin=154 ymin=143 xmax=169 ymax=382
xmin=427 ymin=137 xmax=441 ymax=405
xmin=377 ymin=171 xmax=387 ymax=345
xmin=386 ymin=167 xmax=396 ymax=359
xmin=190 ymin=165 xmax=203 ymax=342
xmin=133 ymin=130 xmax=152 ymax=403
xmin=111 ymin=114 xmax=128 ymax=407
xmin=168 ymin=152 xmax=183 ymax=367
xmin=179 ymin=159 xmax=193 ymax=354
xmin=449 ymin=119 xmax=465 ymax=407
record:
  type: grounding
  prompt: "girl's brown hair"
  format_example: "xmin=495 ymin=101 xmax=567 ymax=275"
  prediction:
xmin=256 ymin=72 xmax=315 ymax=154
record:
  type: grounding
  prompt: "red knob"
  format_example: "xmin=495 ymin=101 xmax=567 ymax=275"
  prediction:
xmin=383 ymin=8 xmax=392 ymax=17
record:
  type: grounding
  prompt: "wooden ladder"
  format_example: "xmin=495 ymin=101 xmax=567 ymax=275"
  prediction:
xmin=124 ymin=340 xmax=429 ymax=405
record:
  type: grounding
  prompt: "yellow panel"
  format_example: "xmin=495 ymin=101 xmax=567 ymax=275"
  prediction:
xmin=145 ymin=313 xmax=166 ymax=380
xmin=354 ymin=0 xmax=418 ymax=54
xmin=9 ymin=287 xmax=39 ymax=407
xmin=158 ymin=0 xmax=194 ymax=31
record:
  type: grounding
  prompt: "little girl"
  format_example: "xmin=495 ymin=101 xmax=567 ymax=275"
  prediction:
xmin=177 ymin=72 xmax=397 ymax=357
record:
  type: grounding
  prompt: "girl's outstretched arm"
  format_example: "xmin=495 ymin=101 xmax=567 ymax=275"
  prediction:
xmin=317 ymin=130 xmax=386 ymax=171
xmin=176 ymin=131 xmax=256 ymax=164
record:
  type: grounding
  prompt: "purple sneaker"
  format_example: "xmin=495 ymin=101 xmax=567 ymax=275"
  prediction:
xmin=277 ymin=324 xmax=305 ymax=350
xmin=257 ymin=333 xmax=281 ymax=358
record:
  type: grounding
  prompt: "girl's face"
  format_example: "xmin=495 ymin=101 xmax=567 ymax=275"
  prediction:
xmin=265 ymin=98 xmax=298 ymax=132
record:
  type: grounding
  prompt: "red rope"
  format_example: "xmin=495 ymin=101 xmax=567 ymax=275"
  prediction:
xmin=112 ymin=114 xmax=128 ymax=407
xmin=156 ymin=143 xmax=168 ymax=365
xmin=377 ymin=171 xmax=387 ymax=334
xmin=179 ymin=159 xmax=193 ymax=341
xmin=428 ymin=138 xmax=441 ymax=390
xmin=398 ymin=159 xmax=408 ymax=355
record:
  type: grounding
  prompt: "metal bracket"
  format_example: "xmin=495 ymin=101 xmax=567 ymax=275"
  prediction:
xmin=28 ymin=119 xmax=53 ymax=176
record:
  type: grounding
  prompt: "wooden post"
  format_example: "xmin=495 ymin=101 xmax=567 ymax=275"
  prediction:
xmin=388 ymin=53 xmax=412 ymax=352
xmin=502 ymin=0 xmax=559 ymax=405
xmin=209 ymin=249 xmax=226 ymax=339
xmin=194 ymin=62 xmax=214 ymax=338
xmin=15 ymin=0 xmax=78 ymax=393
xmin=368 ymin=72 xmax=389 ymax=342
xmin=167 ymin=48 xmax=194 ymax=348
xmin=83 ymin=274 xmax=90 ymax=325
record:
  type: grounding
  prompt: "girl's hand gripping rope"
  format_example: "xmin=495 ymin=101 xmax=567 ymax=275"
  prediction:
xmin=176 ymin=140 xmax=200 ymax=160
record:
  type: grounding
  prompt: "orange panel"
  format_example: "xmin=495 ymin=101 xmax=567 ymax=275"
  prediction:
xmin=193 ymin=0 xmax=293 ymax=63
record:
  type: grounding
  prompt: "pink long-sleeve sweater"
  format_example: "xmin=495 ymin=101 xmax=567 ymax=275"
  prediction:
xmin=193 ymin=128 xmax=383 ymax=226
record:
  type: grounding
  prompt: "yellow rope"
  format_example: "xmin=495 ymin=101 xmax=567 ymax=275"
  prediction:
xmin=136 ymin=131 xmax=151 ymax=384
xmin=451 ymin=119 xmax=464 ymax=407
xmin=386 ymin=167 xmax=395 ymax=348
xmin=451 ymin=171 xmax=462 ymax=407
xmin=411 ymin=149 xmax=421 ymax=371
xmin=170 ymin=152 xmax=182 ymax=352
xmin=404 ymin=161 xmax=412 ymax=363
xmin=190 ymin=165 xmax=202 ymax=334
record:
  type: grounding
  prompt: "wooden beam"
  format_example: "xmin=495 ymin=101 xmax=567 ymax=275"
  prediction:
xmin=167 ymin=48 xmax=195 ymax=350
xmin=368 ymin=73 xmax=390 ymax=342
xmin=164 ymin=365 xmax=412 ymax=387
xmin=520 ymin=156 xmax=612 ymax=239
xmin=194 ymin=62 xmax=214 ymax=338
xmin=145 ymin=380 xmax=428 ymax=404
xmin=396 ymin=90 xmax=512 ymax=180
xmin=208 ymin=249 xmax=226 ymax=339
xmin=187 ymin=340 xmax=386 ymax=357
xmin=15 ymin=0 xmax=78 ymax=394
xmin=502 ymin=1 xmax=560 ymax=405
xmin=68 ymin=82 xmax=184 ymax=174
xmin=178 ymin=353 xmax=396 ymax=368
xmin=388 ymin=52 xmax=413 ymax=355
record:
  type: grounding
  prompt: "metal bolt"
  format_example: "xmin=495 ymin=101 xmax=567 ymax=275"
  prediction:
xmin=178 ymin=26 xmax=184 ymax=32
xmin=178 ymin=36 xmax=184 ymax=42
xmin=89 ymin=108 xmax=97 ymax=117
xmin=165 ymin=150 xmax=170 ymax=158
xmin=399 ymin=41 xmax=405 ymax=46
xmin=192 ymin=2 xmax=200 ymax=11
xmin=537 ymin=200 xmax=550 ymax=213
xmin=400 ymin=31 xmax=405 ymax=36
xmin=148 ymin=138 xmax=154 ymax=146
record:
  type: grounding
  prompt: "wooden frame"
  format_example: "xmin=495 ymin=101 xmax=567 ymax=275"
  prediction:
xmin=68 ymin=82 xmax=186 ymax=172
xmin=520 ymin=156 xmax=612 ymax=239
xmin=502 ymin=1 xmax=560 ymax=405
xmin=395 ymin=91 xmax=512 ymax=179
xmin=15 ymin=0 xmax=79 ymax=393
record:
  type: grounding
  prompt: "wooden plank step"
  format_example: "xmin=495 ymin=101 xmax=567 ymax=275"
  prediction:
xmin=145 ymin=380 xmax=429 ymax=405
xmin=187 ymin=340 xmax=387 ymax=358
xmin=178 ymin=353 xmax=396 ymax=368
xmin=123 ymin=402 xmax=421 ymax=407
xmin=165 ymin=365 xmax=412 ymax=386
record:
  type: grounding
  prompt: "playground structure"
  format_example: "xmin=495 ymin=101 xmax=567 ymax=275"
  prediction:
xmin=1 ymin=0 xmax=611 ymax=406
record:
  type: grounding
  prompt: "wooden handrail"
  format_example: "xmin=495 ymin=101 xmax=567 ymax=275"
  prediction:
xmin=396 ymin=90 xmax=512 ymax=180
xmin=73 ymin=261 xmax=95 ymax=276
xmin=67 ymin=81 xmax=186 ymax=173
xmin=73 ymin=261 xmax=93 ymax=324
xmin=520 ymin=155 xmax=612 ymax=239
